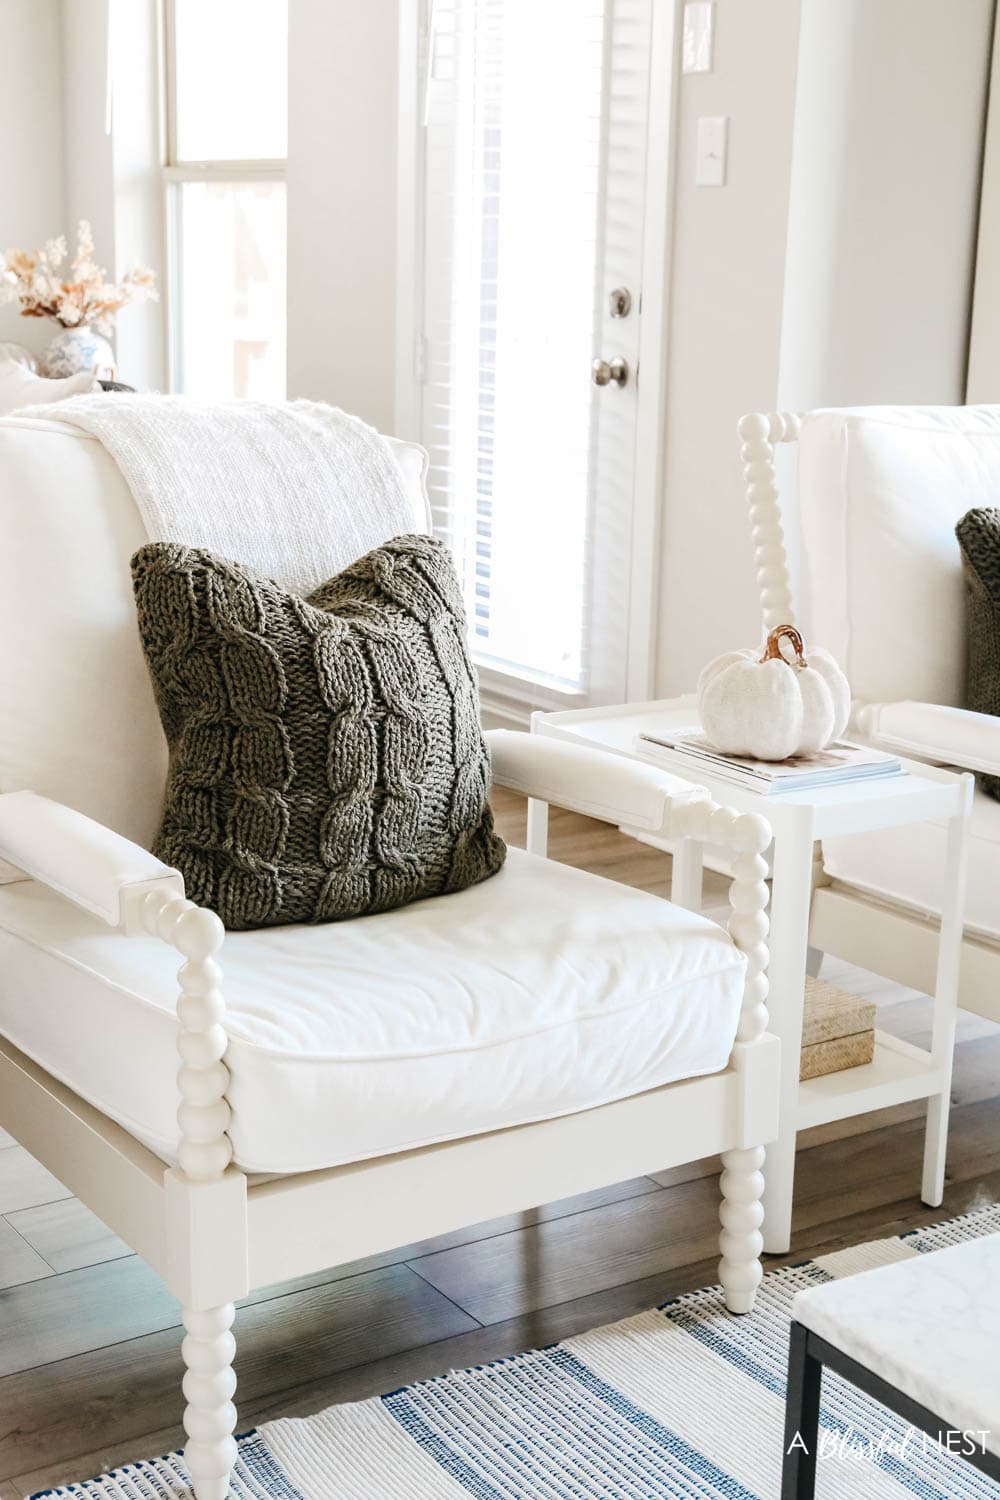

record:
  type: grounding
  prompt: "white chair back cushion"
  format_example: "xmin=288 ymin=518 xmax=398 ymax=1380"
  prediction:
xmin=0 ymin=416 xmax=430 ymax=846
xmin=797 ymin=405 xmax=1000 ymax=706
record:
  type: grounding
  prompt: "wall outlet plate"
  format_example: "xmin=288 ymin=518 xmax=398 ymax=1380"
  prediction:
xmin=696 ymin=115 xmax=728 ymax=187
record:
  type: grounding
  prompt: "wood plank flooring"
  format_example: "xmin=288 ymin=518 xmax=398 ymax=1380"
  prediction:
xmin=1 ymin=787 xmax=998 ymax=1494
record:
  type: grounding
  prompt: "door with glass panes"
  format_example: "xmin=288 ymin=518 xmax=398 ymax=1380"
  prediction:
xmin=416 ymin=0 xmax=661 ymax=710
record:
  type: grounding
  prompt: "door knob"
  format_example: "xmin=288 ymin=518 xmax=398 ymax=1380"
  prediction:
xmin=592 ymin=356 xmax=629 ymax=388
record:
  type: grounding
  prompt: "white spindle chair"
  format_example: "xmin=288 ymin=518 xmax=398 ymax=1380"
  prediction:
xmin=738 ymin=405 xmax=1000 ymax=1024
xmin=0 ymin=413 xmax=778 ymax=1498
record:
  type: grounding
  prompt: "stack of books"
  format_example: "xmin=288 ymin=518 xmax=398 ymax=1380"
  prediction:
xmin=634 ymin=728 xmax=903 ymax=796
xmin=799 ymin=976 xmax=876 ymax=1079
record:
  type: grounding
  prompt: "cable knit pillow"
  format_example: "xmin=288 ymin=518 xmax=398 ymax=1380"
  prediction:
xmin=956 ymin=507 xmax=1000 ymax=800
xmin=131 ymin=534 xmax=506 ymax=929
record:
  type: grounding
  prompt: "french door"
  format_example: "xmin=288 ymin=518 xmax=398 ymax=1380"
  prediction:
xmin=407 ymin=0 xmax=672 ymax=712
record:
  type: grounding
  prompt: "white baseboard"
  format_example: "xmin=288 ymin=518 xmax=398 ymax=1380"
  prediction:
xmin=479 ymin=692 xmax=532 ymax=731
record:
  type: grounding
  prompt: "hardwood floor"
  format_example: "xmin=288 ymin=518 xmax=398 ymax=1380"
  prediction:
xmin=1 ymin=788 xmax=998 ymax=1494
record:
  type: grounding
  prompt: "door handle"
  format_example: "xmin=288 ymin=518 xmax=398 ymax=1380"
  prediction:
xmin=592 ymin=357 xmax=629 ymax=388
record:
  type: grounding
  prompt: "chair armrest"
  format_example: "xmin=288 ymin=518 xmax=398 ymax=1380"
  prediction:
xmin=487 ymin=729 xmax=700 ymax=833
xmin=0 ymin=790 xmax=182 ymax=927
xmin=854 ymin=701 xmax=1000 ymax=777
xmin=0 ymin=790 xmax=233 ymax=1181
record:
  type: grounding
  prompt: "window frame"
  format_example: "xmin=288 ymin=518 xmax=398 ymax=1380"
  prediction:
xmin=161 ymin=0 xmax=288 ymax=395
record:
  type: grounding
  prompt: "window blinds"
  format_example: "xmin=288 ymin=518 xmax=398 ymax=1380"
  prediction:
xmin=418 ymin=0 xmax=653 ymax=702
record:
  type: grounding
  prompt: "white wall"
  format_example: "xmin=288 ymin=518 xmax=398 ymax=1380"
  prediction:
xmin=108 ymin=0 xmax=167 ymax=390
xmin=969 ymin=26 xmax=1000 ymax=403
xmin=0 ymin=0 xmax=67 ymax=354
xmin=779 ymin=0 xmax=993 ymax=412
xmin=655 ymin=0 xmax=801 ymax=696
xmin=61 ymin=0 xmax=115 ymax=265
xmin=655 ymin=0 xmax=994 ymax=696
xmin=61 ymin=0 xmax=166 ymax=390
xmin=1 ymin=0 xmax=165 ymax=383
xmin=286 ymin=0 xmax=399 ymax=431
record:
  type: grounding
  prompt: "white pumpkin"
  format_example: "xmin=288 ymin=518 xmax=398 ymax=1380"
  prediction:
xmin=697 ymin=624 xmax=850 ymax=761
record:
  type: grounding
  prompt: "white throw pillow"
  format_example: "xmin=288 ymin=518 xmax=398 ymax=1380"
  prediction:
xmin=0 ymin=357 xmax=98 ymax=415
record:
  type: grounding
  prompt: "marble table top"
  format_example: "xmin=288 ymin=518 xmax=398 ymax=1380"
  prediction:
xmin=794 ymin=1233 xmax=1000 ymax=1457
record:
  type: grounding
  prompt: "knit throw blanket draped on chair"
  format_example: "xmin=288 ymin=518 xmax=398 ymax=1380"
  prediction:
xmin=24 ymin=393 xmax=419 ymax=594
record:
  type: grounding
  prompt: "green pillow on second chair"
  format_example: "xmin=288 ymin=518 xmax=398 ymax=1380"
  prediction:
xmin=956 ymin=507 xmax=1000 ymax=801
xmin=132 ymin=534 xmax=506 ymax=930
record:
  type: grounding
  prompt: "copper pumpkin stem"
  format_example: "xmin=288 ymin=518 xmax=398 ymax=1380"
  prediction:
xmin=760 ymin=623 xmax=807 ymax=668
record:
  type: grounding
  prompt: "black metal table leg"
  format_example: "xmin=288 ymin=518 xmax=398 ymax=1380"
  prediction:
xmin=782 ymin=1320 xmax=823 ymax=1499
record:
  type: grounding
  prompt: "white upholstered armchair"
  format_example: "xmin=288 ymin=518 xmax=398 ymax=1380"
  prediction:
xmin=739 ymin=405 xmax=1000 ymax=1024
xmin=0 ymin=414 xmax=778 ymax=1499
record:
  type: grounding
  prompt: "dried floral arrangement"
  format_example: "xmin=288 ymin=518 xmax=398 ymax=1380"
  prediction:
xmin=0 ymin=220 xmax=157 ymax=336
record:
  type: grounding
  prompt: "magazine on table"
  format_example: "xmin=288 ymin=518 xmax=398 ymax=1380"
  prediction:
xmin=634 ymin=727 xmax=904 ymax=795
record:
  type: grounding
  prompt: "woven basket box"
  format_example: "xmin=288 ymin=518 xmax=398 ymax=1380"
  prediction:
xmin=799 ymin=975 xmax=876 ymax=1081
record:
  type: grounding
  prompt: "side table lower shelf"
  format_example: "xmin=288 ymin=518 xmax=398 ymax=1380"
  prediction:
xmin=796 ymin=1030 xmax=943 ymax=1132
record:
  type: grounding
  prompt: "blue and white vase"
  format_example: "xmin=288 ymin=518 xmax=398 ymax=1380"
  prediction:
xmin=39 ymin=325 xmax=116 ymax=380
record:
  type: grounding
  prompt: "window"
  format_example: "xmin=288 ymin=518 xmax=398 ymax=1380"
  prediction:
xmin=414 ymin=0 xmax=655 ymax=706
xmin=164 ymin=0 xmax=288 ymax=399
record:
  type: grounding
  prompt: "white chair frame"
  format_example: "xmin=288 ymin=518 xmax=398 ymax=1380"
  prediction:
xmin=0 ymin=733 xmax=778 ymax=1499
xmin=738 ymin=410 xmax=1000 ymax=1026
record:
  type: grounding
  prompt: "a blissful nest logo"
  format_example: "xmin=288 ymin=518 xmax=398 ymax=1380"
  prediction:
xmin=786 ymin=1427 xmax=993 ymax=1464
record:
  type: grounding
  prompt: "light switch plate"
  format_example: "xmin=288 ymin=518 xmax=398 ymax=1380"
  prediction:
xmin=683 ymin=2 xmax=715 ymax=73
xmin=695 ymin=115 xmax=728 ymax=186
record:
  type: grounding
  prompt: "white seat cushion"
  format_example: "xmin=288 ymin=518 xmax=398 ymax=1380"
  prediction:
xmin=0 ymin=849 xmax=745 ymax=1174
xmin=822 ymin=784 xmax=1000 ymax=942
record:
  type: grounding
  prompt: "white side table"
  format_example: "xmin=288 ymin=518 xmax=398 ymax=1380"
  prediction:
xmin=531 ymin=696 xmax=973 ymax=1254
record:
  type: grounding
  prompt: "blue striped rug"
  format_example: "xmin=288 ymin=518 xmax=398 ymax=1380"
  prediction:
xmin=33 ymin=1203 xmax=1000 ymax=1499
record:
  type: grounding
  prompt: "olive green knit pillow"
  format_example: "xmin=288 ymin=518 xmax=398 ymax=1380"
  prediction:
xmin=956 ymin=507 xmax=1000 ymax=801
xmin=132 ymin=534 xmax=506 ymax=930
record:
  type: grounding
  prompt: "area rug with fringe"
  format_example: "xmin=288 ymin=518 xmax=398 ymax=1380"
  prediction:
xmin=33 ymin=1203 xmax=1000 ymax=1499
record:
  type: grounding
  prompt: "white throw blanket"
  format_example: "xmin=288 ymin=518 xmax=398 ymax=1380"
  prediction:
xmin=28 ymin=393 xmax=417 ymax=593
